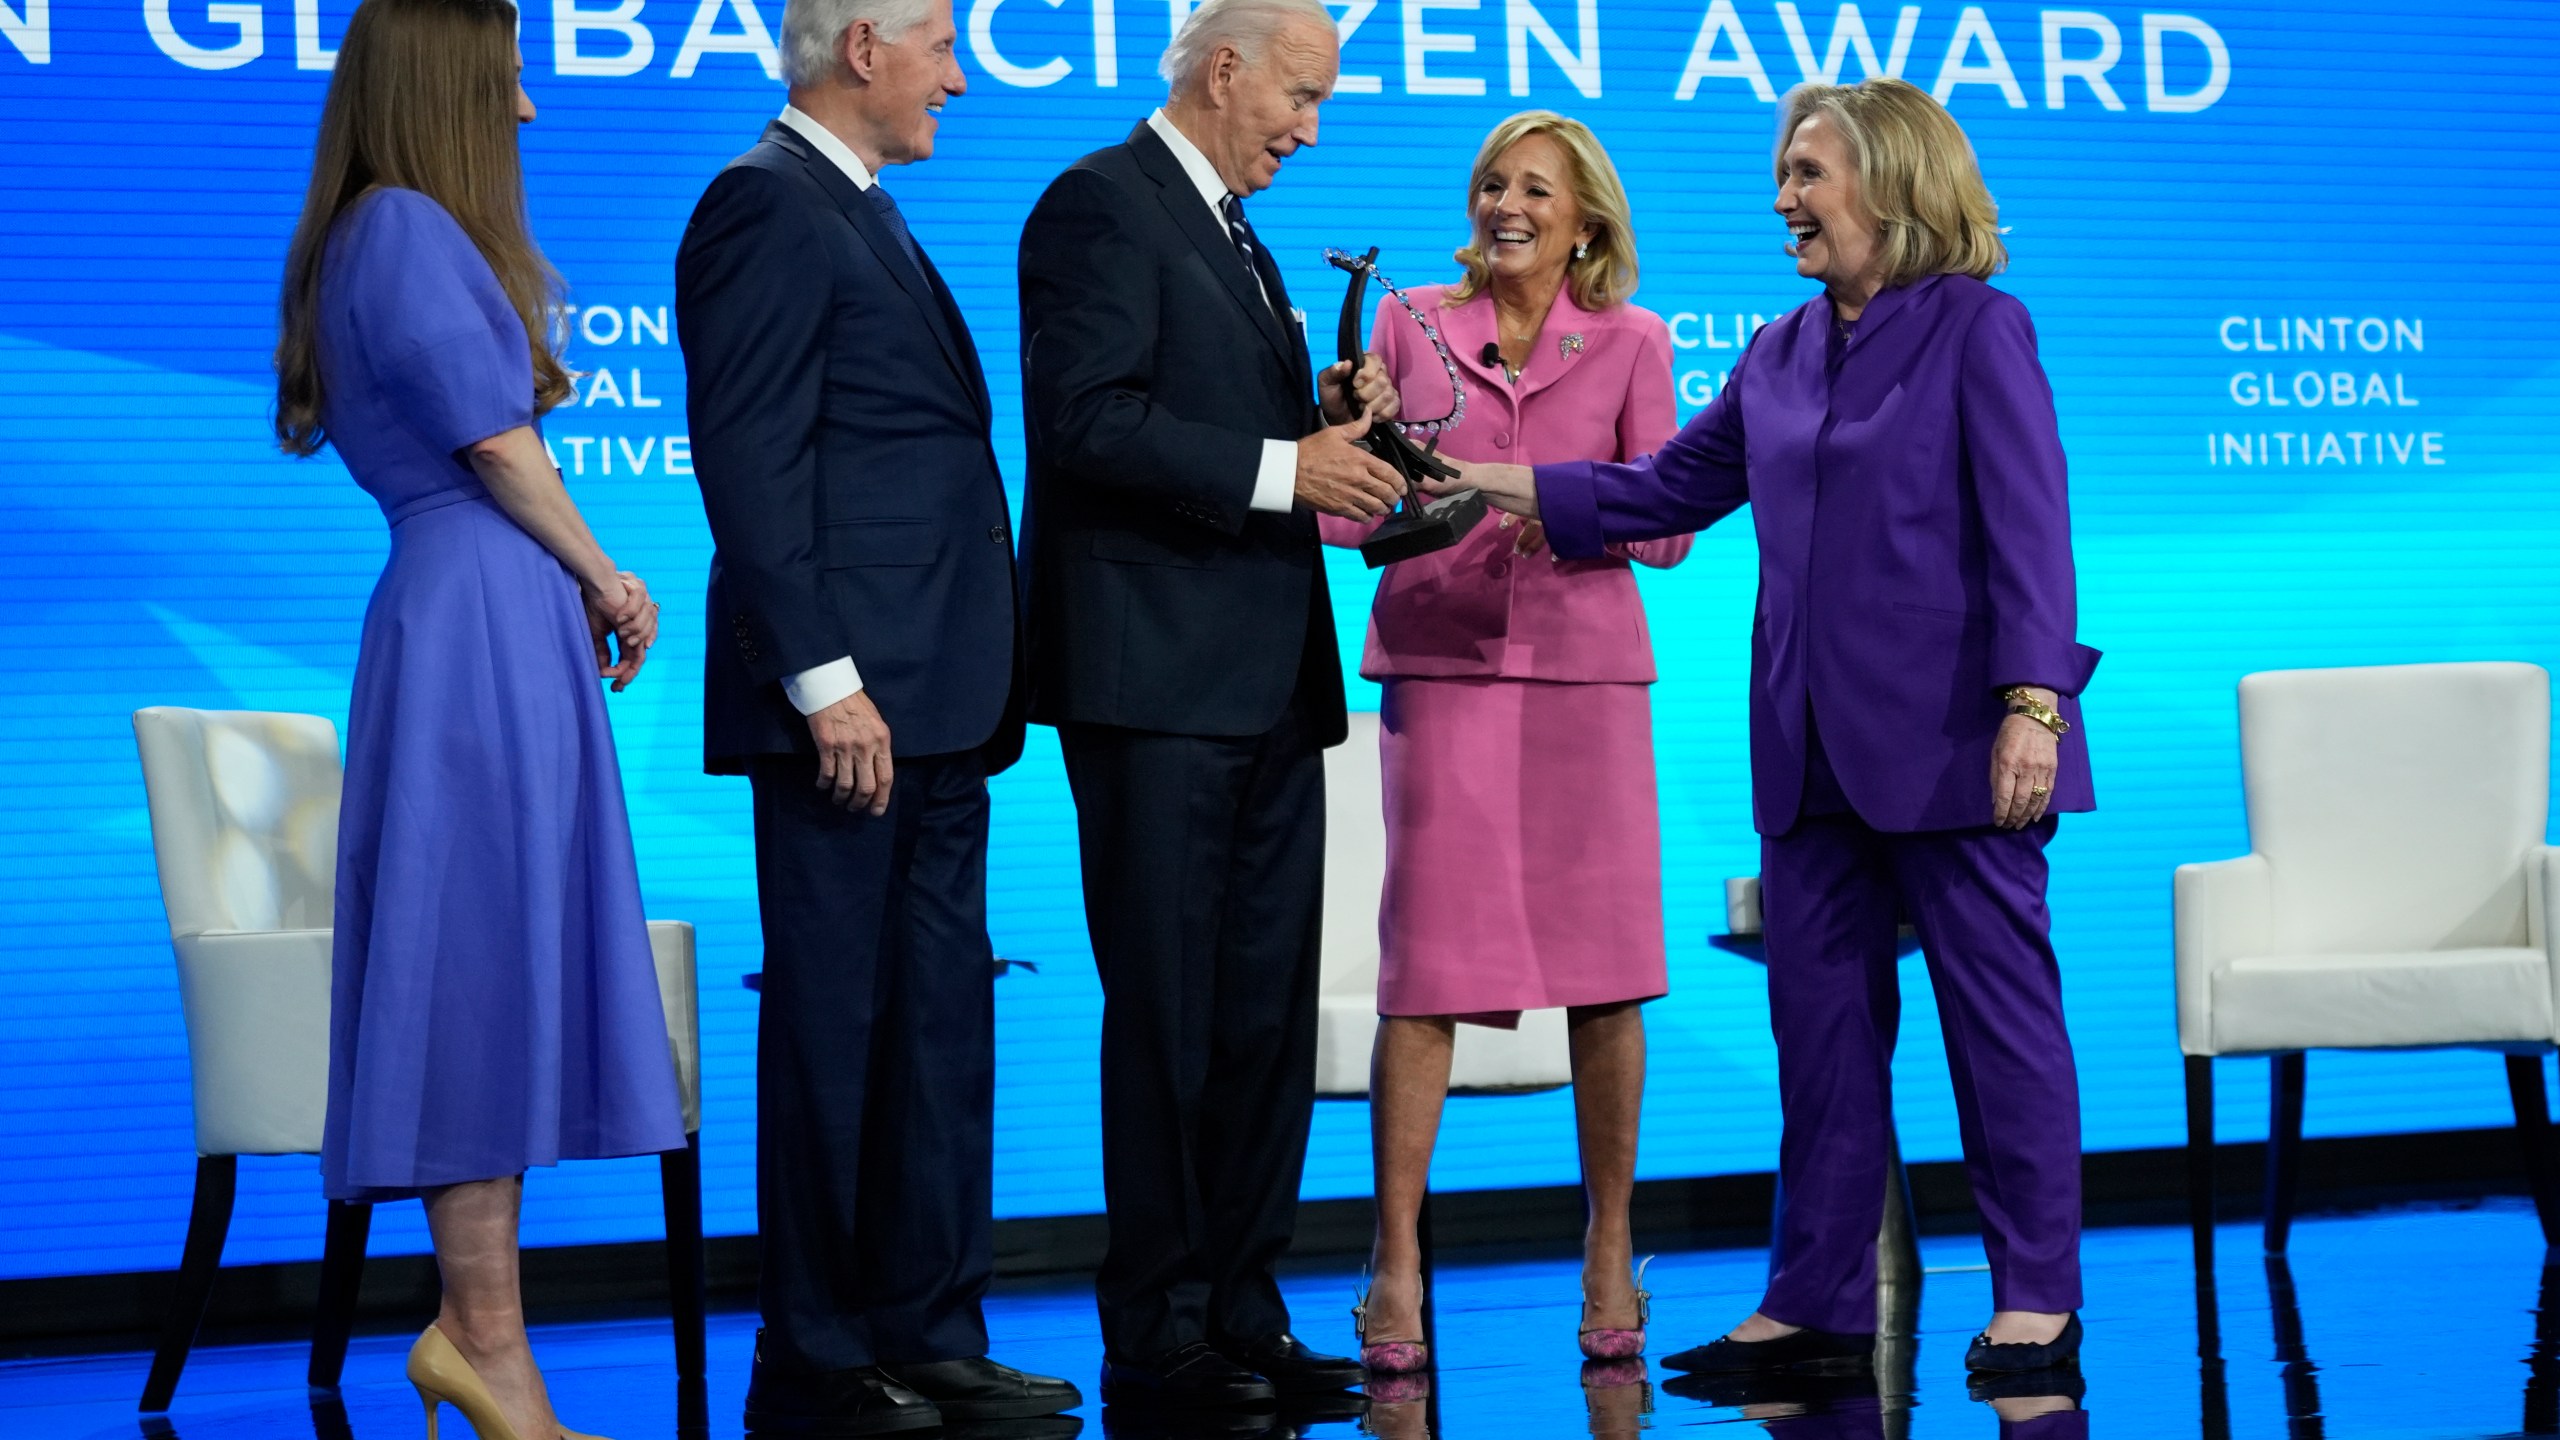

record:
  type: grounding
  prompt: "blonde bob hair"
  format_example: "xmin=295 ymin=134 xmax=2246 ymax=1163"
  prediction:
xmin=1447 ymin=111 xmax=1638 ymax=312
xmin=1775 ymin=77 xmax=2006 ymax=289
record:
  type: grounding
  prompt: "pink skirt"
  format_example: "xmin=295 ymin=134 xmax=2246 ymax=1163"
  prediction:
xmin=1375 ymin=676 xmax=1670 ymax=1027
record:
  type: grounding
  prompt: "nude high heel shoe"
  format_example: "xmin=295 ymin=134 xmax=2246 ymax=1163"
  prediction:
xmin=408 ymin=1325 xmax=613 ymax=1440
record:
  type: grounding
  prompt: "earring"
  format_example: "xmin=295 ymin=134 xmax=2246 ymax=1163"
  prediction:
xmin=1574 ymin=241 xmax=1589 ymax=260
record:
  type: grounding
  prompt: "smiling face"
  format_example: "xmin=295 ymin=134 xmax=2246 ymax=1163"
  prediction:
xmin=852 ymin=0 xmax=965 ymax=165
xmin=1471 ymin=131 xmax=1594 ymax=295
xmin=1196 ymin=18 xmax=1337 ymax=195
xmin=1774 ymin=111 xmax=1886 ymax=312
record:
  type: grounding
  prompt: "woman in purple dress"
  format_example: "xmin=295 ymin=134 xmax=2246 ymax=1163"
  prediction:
xmin=275 ymin=2 xmax=683 ymax=1435
xmin=1444 ymin=78 xmax=2100 ymax=1381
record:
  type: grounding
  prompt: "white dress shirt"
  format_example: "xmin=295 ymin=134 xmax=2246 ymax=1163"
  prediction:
xmin=1144 ymin=109 xmax=1298 ymax=516
xmin=769 ymin=105 xmax=871 ymax=716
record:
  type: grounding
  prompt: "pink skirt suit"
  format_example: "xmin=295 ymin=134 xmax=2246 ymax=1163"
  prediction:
xmin=1322 ymin=285 xmax=1690 ymax=1026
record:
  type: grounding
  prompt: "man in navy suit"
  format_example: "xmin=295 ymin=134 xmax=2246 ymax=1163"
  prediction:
xmin=1017 ymin=0 xmax=1403 ymax=1411
xmin=675 ymin=0 xmax=1076 ymax=1431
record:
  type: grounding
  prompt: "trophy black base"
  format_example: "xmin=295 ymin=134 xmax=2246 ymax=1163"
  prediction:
xmin=1360 ymin=488 xmax=1489 ymax=568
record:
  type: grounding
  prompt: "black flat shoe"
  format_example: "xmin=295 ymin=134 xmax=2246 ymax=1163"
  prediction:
xmin=1660 ymin=1326 xmax=1874 ymax=1375
xmin=1214 ymin=1333 xmax=1364 ymax=1394
xmin=1965 ymin=1314 xmax=2083 ymax=1373
xmin=884 ymin=1356 xmax=1083 ymax=1421
xmin=1100 ymin=1342 xmax=1278 ymax=1409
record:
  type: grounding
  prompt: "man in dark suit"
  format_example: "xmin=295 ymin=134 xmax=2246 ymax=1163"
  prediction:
xmin=675 ymin=0 xmax=1077 ymax=1432
xmin=1016 ymin=0 xmax=1406 ymax=1411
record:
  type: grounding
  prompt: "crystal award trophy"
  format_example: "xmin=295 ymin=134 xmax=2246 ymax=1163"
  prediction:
xmin=1325 ymin=246 xmax=1488 ymax=568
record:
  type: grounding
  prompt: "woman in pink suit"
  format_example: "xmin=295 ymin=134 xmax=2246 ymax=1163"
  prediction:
xmin=1323 ymin=110 xmax=1690 ymax=1371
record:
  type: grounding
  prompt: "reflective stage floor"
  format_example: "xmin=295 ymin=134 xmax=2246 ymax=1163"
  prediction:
xmin=6 ymin=1199 xmax=2550 ymax=1439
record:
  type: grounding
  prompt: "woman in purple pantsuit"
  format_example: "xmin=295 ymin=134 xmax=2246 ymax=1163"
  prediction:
xmin=276 ymin=2 xmax=682 ymax=1435
xmin=1443 ymin=78 xmax=2100 ymax=1379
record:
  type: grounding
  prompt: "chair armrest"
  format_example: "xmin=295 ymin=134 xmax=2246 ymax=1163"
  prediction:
xmin=172 ymin=928 xmax=334 ymax=1157
xmin=1725 ymin=876 xmax=1763 ymax=936
xmin=2529 ymin=847 xmax=2560 ymax=1043
xmin=2172 ymin=855 xmax=2272 ymax=1057
xmin=647 ymin=921 xmax=701 ymax=1136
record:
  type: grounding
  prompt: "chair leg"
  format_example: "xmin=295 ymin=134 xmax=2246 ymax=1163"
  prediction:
xmin=659 ymin=1134 xmax=708 ymax=1392
xmin=2507 ymin=1055 xmax=2560 ymax=1248
xmin=140 ymin=1155 xmax=237 ymax=1413
xmin=2263 ymin=1053 xmax=2307 ymax=1254
xmin=2185 ymin=1056 xmax=2215 ymax=1271
xmin=307 ymin=1200 xmax=373 ymax=1391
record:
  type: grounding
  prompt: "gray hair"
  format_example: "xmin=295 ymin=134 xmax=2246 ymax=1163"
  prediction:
xmin=1158 ymin=0 xmax=1336 ymax=94
xmin=781 ymin=0 xmax=933 ymax=87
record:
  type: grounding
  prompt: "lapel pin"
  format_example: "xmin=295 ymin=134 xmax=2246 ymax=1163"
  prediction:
xmin=1560 ymin=332 xmax=1585 ymax=358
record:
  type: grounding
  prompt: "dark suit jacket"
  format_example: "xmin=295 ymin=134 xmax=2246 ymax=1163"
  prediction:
xmin=676 ymin=121 xmax=1023 ymax=775
xmin=1015 ymin=121 xmax=1346 ymax=746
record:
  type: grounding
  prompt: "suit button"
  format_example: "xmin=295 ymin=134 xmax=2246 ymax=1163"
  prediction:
xmin=990 ymin=524 xmax=1009 ymax=543
xmin=1494 ymin=432 xmax=1512 ymax=446
xmin=1489 ymin=560 xmax=1511 ymax=579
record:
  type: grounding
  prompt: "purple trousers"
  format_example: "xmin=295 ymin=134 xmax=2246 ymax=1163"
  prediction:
xmin=1759 ymin=808 xmax=2084 ymax=1332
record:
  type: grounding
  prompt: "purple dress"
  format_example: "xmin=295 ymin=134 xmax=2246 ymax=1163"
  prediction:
xmin=317 ymin=188 xmax=683 ymax=1201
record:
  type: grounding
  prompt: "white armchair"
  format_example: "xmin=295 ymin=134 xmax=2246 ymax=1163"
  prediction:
xmin=2174 ymin=662 xmax=2560 ymax=1258
xmin=1313 ymin=710 xmax=1571 ymax=1097
xmin=129 ymin=707 xmax=708 ymax=1413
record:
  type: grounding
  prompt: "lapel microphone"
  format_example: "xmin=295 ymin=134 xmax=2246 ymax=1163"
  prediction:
xmin=1479 ymin=342 xmax=1503 ymax=368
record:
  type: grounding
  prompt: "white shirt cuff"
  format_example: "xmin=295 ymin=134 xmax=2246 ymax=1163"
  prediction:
xmin=1249 ymin=439 xmax=1297 ymax=513
xmin=781 ymin=657 xmax=863 ymax=715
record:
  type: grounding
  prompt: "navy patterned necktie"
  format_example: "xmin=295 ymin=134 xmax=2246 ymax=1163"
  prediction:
xmin=1218 ymin=194 xmax=1289 ymax=327
xmin=863 ymin=183 xmax=925 ymax=276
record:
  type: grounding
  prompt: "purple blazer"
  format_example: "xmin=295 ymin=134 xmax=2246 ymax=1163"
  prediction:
xmin=1536 ymin=273 xmax=2099 ymax=835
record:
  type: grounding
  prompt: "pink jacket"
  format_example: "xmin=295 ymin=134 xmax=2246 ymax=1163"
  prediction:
xmin=1321 ymin=284 xmax=1690 ymax=682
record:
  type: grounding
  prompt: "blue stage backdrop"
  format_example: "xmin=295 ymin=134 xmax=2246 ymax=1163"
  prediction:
xmin=1 ymin=0 xmax=2555 ymax=1280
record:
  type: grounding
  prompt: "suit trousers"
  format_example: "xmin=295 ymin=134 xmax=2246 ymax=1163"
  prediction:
xmin=1059 ymin=702 xmax=1326 ymax=1361
xmin=750 ymin=749 xmax=994 ymax=1372
xmin=1758 ymin=809 xmax=2083 ymax=1333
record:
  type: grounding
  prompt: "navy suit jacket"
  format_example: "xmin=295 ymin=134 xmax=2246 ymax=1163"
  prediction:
xmin=676 ymin=122 xmax=1023 ymax=775
xmin=1015 ymin=121 xmax=1345 ymax=745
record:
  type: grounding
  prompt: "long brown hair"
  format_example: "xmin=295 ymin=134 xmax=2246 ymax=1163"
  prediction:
xmin=274 ymin=0 xmax=570 ymax=456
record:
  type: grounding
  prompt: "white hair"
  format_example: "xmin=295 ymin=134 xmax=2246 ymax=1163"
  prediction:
xmin=781 ymin=0 xmax=933 ymax=87
xmin=1158 ymin=0 xmax=1337 ymax=94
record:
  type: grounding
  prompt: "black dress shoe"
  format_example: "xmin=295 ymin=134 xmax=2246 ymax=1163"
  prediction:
xmin=885 ymin=1356 xmax=1084 ymax=1420
xmin=1100 ymin=1342 xmax=1278 ymax=1409
xmin=1965 ymin=1314 xmax=2083 ymax=1373
xmin=1214 ymin=1333 xmax=1363 ymax=1394
xmin=746 ymin=1350 xmax=943 ymax=1437
xmin=1660 ymin=1326 xmax=1874 ymax=1375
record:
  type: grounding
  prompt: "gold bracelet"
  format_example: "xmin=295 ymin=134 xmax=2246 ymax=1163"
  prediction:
xmin=2001 ymin=687 xmax=2071 ymax=736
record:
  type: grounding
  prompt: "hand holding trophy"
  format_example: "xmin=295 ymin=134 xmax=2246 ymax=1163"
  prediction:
xmin=1324 ymin=247 xmax=1490 ymax=567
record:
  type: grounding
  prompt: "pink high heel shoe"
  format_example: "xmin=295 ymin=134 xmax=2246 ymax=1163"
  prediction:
xmin=1578 ymin=1256 xmax=1653 ymax=1360
xmin=1352 ymin=1267 xmax=1431 ymax=1375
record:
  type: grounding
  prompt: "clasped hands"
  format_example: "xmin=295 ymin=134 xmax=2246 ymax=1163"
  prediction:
xmin=582 ymin=571 xmax=657 ymax=691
